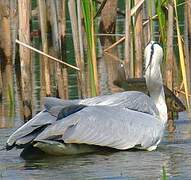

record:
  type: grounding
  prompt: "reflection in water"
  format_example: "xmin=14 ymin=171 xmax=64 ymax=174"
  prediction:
xmin=0 ymin=103 xmax=14 ymax=128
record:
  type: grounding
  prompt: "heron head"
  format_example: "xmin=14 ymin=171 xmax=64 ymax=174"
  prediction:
xmin=144 ymin=41 xmax=163 ymax=72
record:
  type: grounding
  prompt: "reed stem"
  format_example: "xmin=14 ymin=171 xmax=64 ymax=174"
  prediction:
xmin=16 ymin=39 xmax=80 ymax=71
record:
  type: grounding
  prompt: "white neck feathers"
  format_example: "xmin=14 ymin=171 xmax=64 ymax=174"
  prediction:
xmin=144 ymin=42 xmax=167 ymax=124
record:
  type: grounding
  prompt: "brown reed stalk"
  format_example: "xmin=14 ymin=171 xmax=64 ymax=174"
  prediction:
xmin=142 ymin=0 xmax=152 ymax=45
xmin=99 ymin=0 xmax=122 ymax=93
xmin=184 ymin=4 xmax=191 ymax=106
xmin=103 ymin=0 xmax=145 ymax=53
xmin=124 ymin=0 xmax=131 ymax=78
xmin=187 ymin=1 xmax=191 ymax=51
xmin=9 ymin=0 xmax=17 ymax=114
xmin=165 ymin=0 xmax=174 ymax=90
xmin=18 ymin=0 xmax=32 ymax=120
xmin=185 ymin=1 xmax=191 ymax=81
xmin=48 ymin=0 xmax=65 ymax=99
xmin=68 ymin=0 xmax=86 ymax=98
xmin=10 ymin=0 xmax=18 ymax=65
xmin=104 ymin=37 xmax=125 ymax=52
xmin=77 ymin=0 xmax=87 ymax=97
xmin=56 ymin=0 xmax=69 ymax=99
xmin=0 ymin=1 xmax=14 ymax=105
xmin=134 ymin=0 xmax=143 ymax=78
xmin=99 ymin=0 xmax=118 ymax=45
xmin=38 ymin=0 xmax=51 ymax=97
xmin=16 ymin=40 xmax=79 ymax=70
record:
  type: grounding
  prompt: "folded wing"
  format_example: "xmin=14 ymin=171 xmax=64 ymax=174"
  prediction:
xmin=35 ymin=106 xmax=163 ymax=150
xmin=7 ymin=92 xmax=159 ymax=151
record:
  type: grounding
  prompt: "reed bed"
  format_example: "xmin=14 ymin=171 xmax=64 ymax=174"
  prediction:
xmin=0 ymin=0 xmax=190 ymax=120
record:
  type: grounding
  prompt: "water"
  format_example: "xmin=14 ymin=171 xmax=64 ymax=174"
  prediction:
xmin=1 ymin=106 xmax=191 ymax=179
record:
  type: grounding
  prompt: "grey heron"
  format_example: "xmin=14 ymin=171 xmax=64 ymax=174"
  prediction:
xmin=6 ymin=41 xmax=167 ymax=156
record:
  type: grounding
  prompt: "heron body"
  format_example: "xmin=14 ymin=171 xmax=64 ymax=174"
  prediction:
xmin=6 ymin=41 xmax=168 ymax=156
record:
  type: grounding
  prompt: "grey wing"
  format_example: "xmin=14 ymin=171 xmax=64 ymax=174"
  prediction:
xmin=35 ymin=106 xmax=163 ymax=150
xmin=80 ymin=91 xmax=159 ymax=116
xmin=6 ymin=97 xmax=82 ymax=148
xmin=44 ymin=97 xmax=80 ymax=110
xmin=44 ymin=91 xmax=159 ymax=116
xmin=6 ymin=105 xmax=65 ymax=149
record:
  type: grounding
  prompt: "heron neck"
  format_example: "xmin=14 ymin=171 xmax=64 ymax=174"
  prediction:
xmin=145 ymin=66 xmax=167 ymax=124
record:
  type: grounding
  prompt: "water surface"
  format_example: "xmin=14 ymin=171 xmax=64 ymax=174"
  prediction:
xmin=1 ymin=109 xmax=191 ymax=179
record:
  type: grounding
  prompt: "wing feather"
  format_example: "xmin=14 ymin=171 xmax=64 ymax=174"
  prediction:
xmin=80 ymin=91 xmax=159 ymax=116
xmin=35 ymin=106 xmax=163 ymax=150
xmin=44 ymin=91 xmax=159 ymax=117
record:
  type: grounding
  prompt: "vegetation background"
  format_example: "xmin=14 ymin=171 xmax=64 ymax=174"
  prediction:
xmin=0 ymin=0 xmax=190 ymax=121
